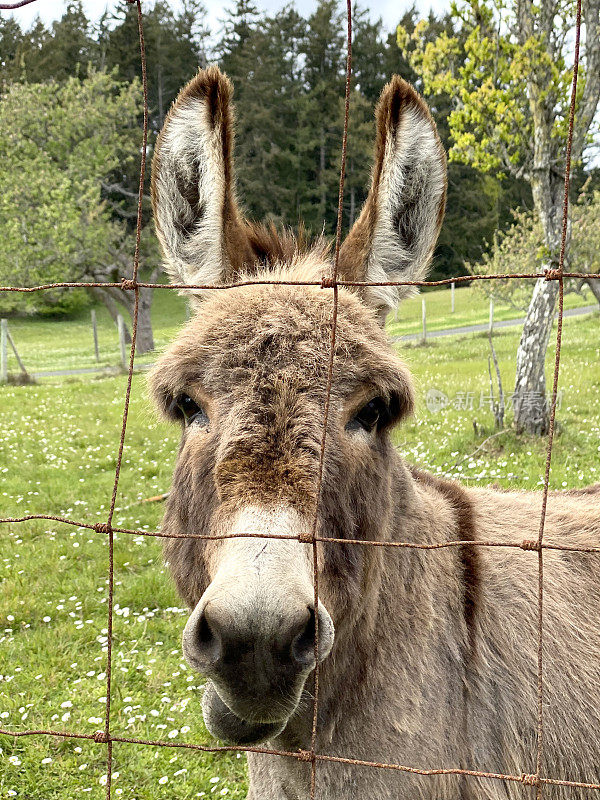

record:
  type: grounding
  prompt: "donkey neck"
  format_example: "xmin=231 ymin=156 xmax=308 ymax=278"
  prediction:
xmin=279 ymin=456 xmax=478 ymax=752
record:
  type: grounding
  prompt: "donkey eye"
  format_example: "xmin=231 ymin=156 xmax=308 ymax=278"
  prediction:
xmin=171 ymin=394 xmax=208 ymax=426
xmin=348 ymin=398 xmax=388 ymax=433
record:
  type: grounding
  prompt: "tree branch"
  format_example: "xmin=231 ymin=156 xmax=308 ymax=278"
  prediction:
xmin=570 ymin=0 xmax=600 ymax=160
xmin=101 ymin=181 xmax=150 ymax=202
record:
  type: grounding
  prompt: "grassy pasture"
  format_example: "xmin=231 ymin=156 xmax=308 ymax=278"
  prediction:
xmin=0 ymin=287 xmax=598 ymax=799
xmin=3 ymin=288 xmax=188 ymax=374
xmin=1 ymin=283 xmax=595 ymax=375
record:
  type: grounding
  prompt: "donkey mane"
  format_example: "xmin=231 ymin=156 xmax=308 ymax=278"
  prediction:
xmin=241 ymin=222 xmax=326 ymax=274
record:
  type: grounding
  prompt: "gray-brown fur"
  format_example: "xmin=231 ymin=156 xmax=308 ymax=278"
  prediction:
xmin=150 ymin=67 xmax=600 ymax=798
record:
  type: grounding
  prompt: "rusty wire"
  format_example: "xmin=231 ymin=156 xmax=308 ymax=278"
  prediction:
xmin=91 ymin=2 xmax=147 ymax=794
xmin=533 ymin=0 xmax=582 ymax=794
xmin=306 ymin=3 xmax=353 ymax=795
xmin=0 ymin=0 xmax=594 ymax=796
xmin=0 ymin=0 xmax=38 ymax=7
xmin=4 ymin=513 xmax=600 ymax=552
xmin=0 ymin=270 xmax=598 ymax=294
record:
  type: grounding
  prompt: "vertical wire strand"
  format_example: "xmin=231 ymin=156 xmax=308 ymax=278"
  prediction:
xmin=101 ymin=3 xmax=148 ymax=797
xmin=534 ymin=1 xmax=581 ymax=795
xmin=308 ymin=2 xmax=353 ymax=798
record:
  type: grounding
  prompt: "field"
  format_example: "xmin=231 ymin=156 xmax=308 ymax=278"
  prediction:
xmin=2 ymin=283 xmax=594 ymax=375
xmin=1 ymin=286 xmax=599 ymax=799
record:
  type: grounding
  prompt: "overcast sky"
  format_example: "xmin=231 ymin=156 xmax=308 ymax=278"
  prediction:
xmin=5 ymin=0 xmax=449 ymax=39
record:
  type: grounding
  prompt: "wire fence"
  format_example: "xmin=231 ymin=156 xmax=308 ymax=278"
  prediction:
xmin=0 ymin=0 xmax=599 ymax=798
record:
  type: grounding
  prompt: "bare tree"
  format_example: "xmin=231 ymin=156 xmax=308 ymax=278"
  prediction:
xmin=401 ymin=0 xmax=600 ymax=434
xmin=511 ymin=0 xmax=600 ymax=434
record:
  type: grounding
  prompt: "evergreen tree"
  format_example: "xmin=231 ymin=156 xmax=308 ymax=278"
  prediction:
xmin=104 ymin=0 xmax=208 ymax=130
xmin=341 ymin=90 xmax=375 ymax=228
xmin=99 ymin=2 xmax=209 ymax=229
xmin=1 ymin=0 xmax=590 ymax=298
xmin=352 ymin=5 xmax=387 ymax=104
xmin=0 ymin=16 xmax=25 ymax=89
xmin=217 ymin=3 xmax=306 ymax=225
xmin=299 ymin=0 xmax=345 ymax=233
xmin=218 ymin=0 xmax=260 ymax=69
xmin=17 ymin=2 xmax=95 ymax=83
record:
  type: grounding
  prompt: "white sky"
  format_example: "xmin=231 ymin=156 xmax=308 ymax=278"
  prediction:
xmin=4 ymin=0 xmax=449 ymax=39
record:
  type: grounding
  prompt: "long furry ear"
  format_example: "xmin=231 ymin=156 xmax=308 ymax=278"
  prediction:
xmin=151 ymin=66 xmax=254 ymax=294
xmin=338 ymin=77 xmax=447 ymax=322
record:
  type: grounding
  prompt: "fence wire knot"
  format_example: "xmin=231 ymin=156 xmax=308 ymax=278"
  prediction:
xmin=521 ymin=773 xmax=540 ymax=787
xmin=94 ymin=522 xmax=113 ymax=535
xmin=94 ymin=731 xmax=109 ymax=743
xmin=320 ymin=276 xmax=337 ymax=289
xmin=120 ymin=278 xmax=137 ymax=291
xmin=298 ymin=531 xmax=315 ymax=544
xmin=521 ymin=539 xmax=540 ymax=551
xmin=297 ymin=749 xmax=315 ymax=763
xmin=544 ymin=268 xmax=562 ymax=281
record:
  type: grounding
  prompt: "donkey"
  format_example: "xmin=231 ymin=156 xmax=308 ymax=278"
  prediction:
xmin=149 ymin=66 xmax=600 ymax=799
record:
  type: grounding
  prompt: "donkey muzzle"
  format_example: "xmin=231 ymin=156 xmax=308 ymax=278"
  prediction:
xmin=181 ymin=508 xmax=335 ymax=743
xmin=183 ymin=591 xmax=334 ymax=739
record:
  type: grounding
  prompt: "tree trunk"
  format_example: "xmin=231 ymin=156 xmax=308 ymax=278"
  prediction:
xmin=88 ymin=263 xmax=158 ymax=356
xmin=585 ymin=277 xmax=600 ymax=305
xmin=513 ymin=175 xmax=564 ymax=435
xmin=511 ymin=0 xmax=599 ymax=436
xmin=157 ymin=61 xmax=164 ymax=129
xmin=349 ymin=159 xmax=356 ymax=227
xmin=89 ymin=286 xmax=132 ymax=345
xmin=513 ymin=276 xmax=559 ymax=434
xmin=319 ymin=128 xmax=326 ymax=218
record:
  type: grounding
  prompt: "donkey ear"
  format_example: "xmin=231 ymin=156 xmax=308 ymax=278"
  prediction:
xmin=151 ymin=66 xmax=253 ymax=293
xmin=338 ymin=77 xmax=447 ymax=321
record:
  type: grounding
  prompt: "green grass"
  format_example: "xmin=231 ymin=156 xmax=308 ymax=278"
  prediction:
xmin=0 ymin=287 xmax=598 ymax=799
xmin=392 ymin=313 xmax=600 ymax=489
xmin=0 ymin=376 xmax=247 ymax=799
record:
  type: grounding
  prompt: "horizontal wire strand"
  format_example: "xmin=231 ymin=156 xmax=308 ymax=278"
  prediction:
xmin=1 ymin=727 xmax=600 ymax=791
xmin=2 ymin=515 xmax=600 ymax=551
xmin=0 ymin=271 xmax=599 ymax=294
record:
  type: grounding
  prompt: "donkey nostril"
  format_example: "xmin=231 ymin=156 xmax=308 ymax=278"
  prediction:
xmin=291 ymin=606 xmax=317 ymax=667
xmin=198 ymin=611 xmax=213 ymax=645
xmin=195 ymin=607 xmax=221 ymax=664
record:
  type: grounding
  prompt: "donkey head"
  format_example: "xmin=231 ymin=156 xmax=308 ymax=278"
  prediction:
xmin=149 ymin=66 xmax=446 ymax=746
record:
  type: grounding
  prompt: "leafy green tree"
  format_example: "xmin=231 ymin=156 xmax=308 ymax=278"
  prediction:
xmin=571 ymin=187 xmax=600 ymax=304
xmin=0 ymin=71 xmax=156 ymax=351
xmin=399 ymin=0 xmax=600 ymax=433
